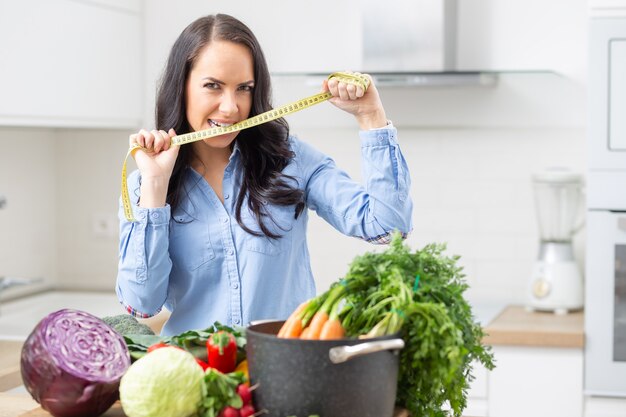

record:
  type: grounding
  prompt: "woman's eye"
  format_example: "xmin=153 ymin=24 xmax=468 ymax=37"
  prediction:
xmin=203 ymin=82 xmax=219 ymax=90
xmin=239 ymin=85 xmax=254 ymax=92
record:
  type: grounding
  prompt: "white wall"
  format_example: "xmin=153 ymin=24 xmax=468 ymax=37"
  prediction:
xmin=0 ymin=127 xmax=129 ymax=299
xmin=55 ymin=129 xmax=131 ymax=291
xmin=0 ymin=128 xmax=57 ymax=298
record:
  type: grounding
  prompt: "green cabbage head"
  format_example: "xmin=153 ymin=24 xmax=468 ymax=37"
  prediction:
xmin=120 ymin=347 xmax=204 ymax=417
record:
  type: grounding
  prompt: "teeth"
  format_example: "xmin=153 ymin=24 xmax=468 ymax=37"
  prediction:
xmin=209 ymin=119 xmax=233 ymax=127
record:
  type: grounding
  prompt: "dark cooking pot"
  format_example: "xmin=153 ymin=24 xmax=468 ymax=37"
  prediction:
xmin=246 ymin=320 xmax=405 ymax=417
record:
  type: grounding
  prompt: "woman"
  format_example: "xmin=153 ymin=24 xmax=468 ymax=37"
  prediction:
xmin=117 ymin=13 xmax=413 ymax=336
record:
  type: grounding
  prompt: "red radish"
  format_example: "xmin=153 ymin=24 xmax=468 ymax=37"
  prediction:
xmin=237 ymin=384 xmax=252 ymax=404
xmin=219 ymin=406 xmax=240 ymax=417
xmin=239 ymin=404 xmax=255 ymax=417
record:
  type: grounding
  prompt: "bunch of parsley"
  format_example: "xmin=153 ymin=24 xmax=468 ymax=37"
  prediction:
xmin=339 ymin=233 xmax=495 ymax=417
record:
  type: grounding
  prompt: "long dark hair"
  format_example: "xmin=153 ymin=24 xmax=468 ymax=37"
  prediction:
xmin=155 ymin=14 xmax=304 ymax=238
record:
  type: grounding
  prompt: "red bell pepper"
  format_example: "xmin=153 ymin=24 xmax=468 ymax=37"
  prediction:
xmin=207 ymin=331 xmax=237 ymax=373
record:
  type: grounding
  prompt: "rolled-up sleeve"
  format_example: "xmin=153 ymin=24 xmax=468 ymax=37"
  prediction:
xmin=116 ymin=170 xmax=172 ymax=317
xmin=296 ymin=127 xmax=413 ymax=244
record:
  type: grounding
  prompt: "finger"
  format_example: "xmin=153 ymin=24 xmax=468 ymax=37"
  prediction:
xmin=346 ymin=83 xmax=358 ymax=100
xmin=321 ymin=79 xmax=329 ymax=93
xmin=151 ymin=130 xmax=165 ymax=153
xmin=129 ymin=133 xmax=138 ymax=148
xmin=134 ymin=131 xmax=147 ymax=149
xmin=327 ymin=78 xmax=339 ymax=97
xmin=160 ymin=130 xmax=171 ymax=151
xmin=355 ymin=85 xmax=365 ymax=98
xmin=337 ymin=82 xmax=350 ymax=101
xmin=139 ymin=129 xmax=154 ymax=150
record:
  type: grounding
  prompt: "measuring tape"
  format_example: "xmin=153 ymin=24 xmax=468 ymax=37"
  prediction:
xmin=121 ymin=71 xmax=370 ymax=222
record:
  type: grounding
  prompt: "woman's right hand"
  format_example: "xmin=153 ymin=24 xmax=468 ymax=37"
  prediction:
xmin=130 ymin=128 xmax=180 ymax=180
xmin=129 ymin=128 xmax=180 ymax=208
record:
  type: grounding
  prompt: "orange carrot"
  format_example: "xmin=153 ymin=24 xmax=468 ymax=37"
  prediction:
xmin=282 ymin=316 xmax=304 ymax=339
xmin=319 ymin=317 xmax=345 ymax=340
xmin=300 ymin=311 xmax=329 ymax=340
xmin=277 ymin=301 xmax=309 ymax=337
xmin=301 ymin=285 xmax=346 ymax=340
xmin=300 ymin=326 xmax=312 ymax=339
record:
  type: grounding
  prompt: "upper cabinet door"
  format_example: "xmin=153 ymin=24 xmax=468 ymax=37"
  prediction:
xmin=0 ymin=0 xmax=142 ymax=128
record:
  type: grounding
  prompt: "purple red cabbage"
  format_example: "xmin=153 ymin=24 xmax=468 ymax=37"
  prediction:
xmin=20 ymin=308 xmax=131 ymax=417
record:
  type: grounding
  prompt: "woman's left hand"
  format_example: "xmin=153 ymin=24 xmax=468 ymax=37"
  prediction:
xmin=323 ymin=72 xmax=388 ymax=130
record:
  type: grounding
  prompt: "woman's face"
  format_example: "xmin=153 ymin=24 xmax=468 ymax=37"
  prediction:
xmin=185 ymin=40 xmax=254 ymax=150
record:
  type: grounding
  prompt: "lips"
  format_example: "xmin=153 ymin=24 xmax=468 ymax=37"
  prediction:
xmin=208 ymin=119 xmax=234 ymax=128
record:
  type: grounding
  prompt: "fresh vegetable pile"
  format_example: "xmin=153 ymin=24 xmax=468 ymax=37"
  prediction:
xmin=279 ymin=232 xmax=495 ymax=417
xmin=118 ymin=322 xmax=252 ymax=417
xmin=21 ymin=311 xmax=252 ymax=417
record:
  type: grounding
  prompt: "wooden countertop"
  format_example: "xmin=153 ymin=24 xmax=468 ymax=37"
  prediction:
xmin=482 ymin=305 xmax=584 ymax=348
xmin=0 ymin=394 xmax=36 ymax=417
xmin=0 ymin=342 xmax=22 ymax=393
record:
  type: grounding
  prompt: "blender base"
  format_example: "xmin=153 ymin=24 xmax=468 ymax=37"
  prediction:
xmin=526 ymin=242 xmax=584 ymax=313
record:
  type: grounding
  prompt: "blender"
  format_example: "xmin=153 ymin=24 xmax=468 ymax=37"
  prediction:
xmin=527 ymin=168 xmax=584 ymax=314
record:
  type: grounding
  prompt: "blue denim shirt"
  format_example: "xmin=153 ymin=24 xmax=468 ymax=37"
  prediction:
xmin=116 ymin=126 xmax=412 ymax=336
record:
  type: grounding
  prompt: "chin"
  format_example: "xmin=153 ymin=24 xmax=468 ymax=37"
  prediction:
xmin=201 ymin=133 xmax=238 ymax=149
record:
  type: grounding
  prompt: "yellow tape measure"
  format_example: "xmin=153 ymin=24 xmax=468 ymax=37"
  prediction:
xmin=121 ymin=71 xmax=370 ymax=222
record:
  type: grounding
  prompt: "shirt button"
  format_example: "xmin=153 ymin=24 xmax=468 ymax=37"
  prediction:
xmin=139 ymin=212 xmax=146 ymax=219
xmin=377 ymin=134 xmax=384 ymax=142
xmin=151 ymin=212 xmax=160 ymax=219
xmin=234 ymin=318 xmax=241 ymax=325
xmin=224 ymin=194 xmax=230 ymax=199
xmin=221 ymin=217 xmax=228 ymax=223
xmin=231 ymin=282 xmax=239 ymax=289
xmin=227 ymin=249 xmax=234 ymax=256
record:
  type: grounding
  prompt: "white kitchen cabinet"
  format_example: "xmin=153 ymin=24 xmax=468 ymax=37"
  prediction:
xmin=0 ymin=0 xmax=142 ymax=128
xmin=480 ymin=306 xmax=585 ymax=417
xmin=465 ymin=361 xmax=489 ymax=417
xmin=488 ymin=346 xmax=583 ymax=417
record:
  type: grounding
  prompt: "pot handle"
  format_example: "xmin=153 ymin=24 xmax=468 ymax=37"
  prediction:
xmin=328 ymin=338 xmax=405 ymax=364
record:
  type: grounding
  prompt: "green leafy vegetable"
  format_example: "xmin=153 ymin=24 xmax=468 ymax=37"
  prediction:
xmin=102 ymin=314 xmax=155 ymax=336
xmin=332 ymin=232 xmax=495 ymax=417
xmin=122 ymin=322 xmax=246 ymax=363
xmin=198 ymin=369 xmax=247 ymax=417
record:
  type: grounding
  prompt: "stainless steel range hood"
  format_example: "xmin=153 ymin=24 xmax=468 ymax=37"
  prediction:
xmin=360 ymin=0 xmax=494 ymax=86
xmin=362 ymin=0 xmax=456 ymax=73
xmin=271 ymin=0 xmax=496 ymax=87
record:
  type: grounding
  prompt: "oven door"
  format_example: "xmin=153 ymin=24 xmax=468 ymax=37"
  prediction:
xmin=585 ymin=210 xmax=626 ymax=396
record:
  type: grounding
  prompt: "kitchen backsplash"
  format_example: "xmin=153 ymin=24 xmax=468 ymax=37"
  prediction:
xmin=0 ymin=119 xmax=585 ymax=305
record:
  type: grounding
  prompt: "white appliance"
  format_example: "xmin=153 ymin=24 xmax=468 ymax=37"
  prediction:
xmin=527 ymin=169 xmax=584 ymax=314
xmin=585 ymin=15 xmax=626 ymax=397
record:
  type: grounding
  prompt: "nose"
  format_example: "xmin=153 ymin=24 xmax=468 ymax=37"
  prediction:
xmin=219 ymin=90 xmax=238 ymax=116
